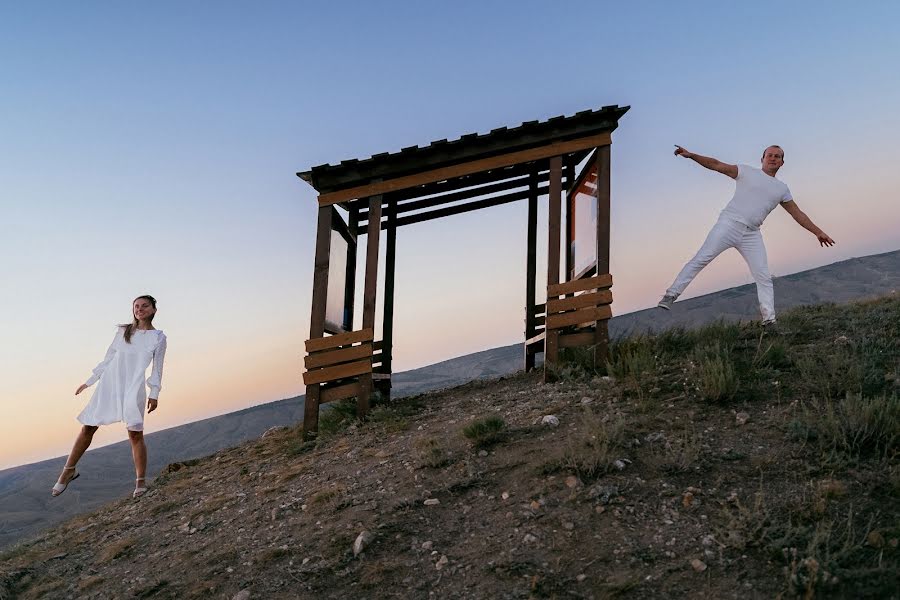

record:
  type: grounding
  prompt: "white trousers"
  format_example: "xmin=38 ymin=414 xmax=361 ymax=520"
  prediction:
xmin=666 ymin=217 xmax=776 ymax=322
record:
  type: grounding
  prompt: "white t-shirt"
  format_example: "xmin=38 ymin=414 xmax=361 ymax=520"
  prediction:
xmin=719 ymin=164 xmax=793 ymax=229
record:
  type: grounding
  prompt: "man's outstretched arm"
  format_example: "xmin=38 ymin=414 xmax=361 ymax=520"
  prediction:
xmin=674 ymin=145 xmax=738 ymax=179
xmin=780 ymin=200 xmax=835 ymax=247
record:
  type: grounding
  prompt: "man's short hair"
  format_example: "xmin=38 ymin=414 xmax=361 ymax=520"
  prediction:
xmin=763 ymin=145 xmax=784 ymax=159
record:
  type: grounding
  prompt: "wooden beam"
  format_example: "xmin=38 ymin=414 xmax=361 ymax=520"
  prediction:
xmin=309 ymin=206 xmax=333 ymax=340
xmin=376 ymin=162 xmax=548 ymax=206
xmin=358 ymin=173 xmax=545 ymax=223
xmin=358 ymin=193 xmax=382 ymax=417
xmin=544 ymin=156 xmax=563 ymax=382
xmin=303 ymin=358 xmax=372 ymax=386
xmin=559 ymin=331 xmax=597 ymax=348
xmin=344 ymin=203 xmax=358 ymax=331
xmin=525 ymin=170 xmax=539 ymax=372
xmin=318 ymin=132 xmax=612 ymax=206
xmin=547 ymin=156 xmax=562 ymax=288
xmin=320 ymin=382 xmax=362 ymax=405
xmin=382 ymin=197 xmax=397 ymax=398
xmin=547 ymin=273 xmax=613 ymax=298
xmin=304 ymin=343 xmax=373 ymax=370
xmin=303 ymin=205 xmax=333 ymax=439
xmin=596 ymin=145 xmax=611 ymax=275
xmin=595 ymin=145 xmax=612 ymax=368
xmin=525 ymin=330 xmax=546 ymax=348
xmin=546 ymin=305 xmax=612 ymax=330
xmin=564 ymin=162 xmax=574 ymax=280
xmin=357 ymin=185 xmax=550 ymax=234
xmin=546 ymin=290 xmax=613 ymax=314
xmin=305 ymin=328 xmax=374 ymax=353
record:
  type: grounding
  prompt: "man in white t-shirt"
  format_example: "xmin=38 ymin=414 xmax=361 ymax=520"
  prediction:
xmin=658 ymin=145 xmax=834 ymax=325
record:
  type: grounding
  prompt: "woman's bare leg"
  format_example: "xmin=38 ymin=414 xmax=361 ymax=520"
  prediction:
xmin=128 ymin=430 xmax=147 ymax=484
xmin=57 ymin=425 xmax=98 ymax=484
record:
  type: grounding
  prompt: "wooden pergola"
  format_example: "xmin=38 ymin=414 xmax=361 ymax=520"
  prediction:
xmin=297 ymin=105 xmax=629 ymax=437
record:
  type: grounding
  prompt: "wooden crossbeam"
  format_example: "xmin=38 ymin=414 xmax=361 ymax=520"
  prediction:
xmin=559 ymin=331 xmax=597 ymax=348
xmin=320 ymin=382 xmax=362 ymax=404
xmin=305 ymin=328 xmax=374 ymax=353
xmin=318 ymin=133 xmax=612 ymax=206
xmin=547 ymin=273 xmax=613 ymax=298
xmin=546 ymin=290 xmax=613 ymax=314
xmin=546 ymin=305 xmax=612 ymax=330
xmin=525 ymin=330 xmax=546 ymax=348
xmin=303 ymin=358 xmax=372 ymax=385
xmin=304 ymin=343 xmax=372 ymax=370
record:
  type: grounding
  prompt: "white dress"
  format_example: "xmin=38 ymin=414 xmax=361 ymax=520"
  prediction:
xmin=77 ymin=327 xmax=167 ymax=431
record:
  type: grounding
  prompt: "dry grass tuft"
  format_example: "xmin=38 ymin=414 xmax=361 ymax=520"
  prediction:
xmin=95 ymin=536 xmax=139 ymax=563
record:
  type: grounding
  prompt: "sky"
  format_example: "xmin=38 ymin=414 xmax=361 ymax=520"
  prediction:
xmin=1 ymin=1 xmax=899 ymax=470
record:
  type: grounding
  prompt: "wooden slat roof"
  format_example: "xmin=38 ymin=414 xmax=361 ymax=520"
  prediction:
xmin=297 ymin=105 xmax=629 ymax=194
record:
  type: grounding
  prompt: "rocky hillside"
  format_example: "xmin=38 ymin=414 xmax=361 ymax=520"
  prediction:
xmin=1 ymin=295 xmax=898 ymax=599
xmin=4 ymin=248 xmax=899 ymax=552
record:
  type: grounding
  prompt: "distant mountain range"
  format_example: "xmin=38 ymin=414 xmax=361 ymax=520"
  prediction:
xmin=2 ymin=248 xmax=898 ymax=549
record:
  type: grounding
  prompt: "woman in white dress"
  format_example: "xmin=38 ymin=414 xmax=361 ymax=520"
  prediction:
xmin=51 ymin=295 xmax=168 ymax=499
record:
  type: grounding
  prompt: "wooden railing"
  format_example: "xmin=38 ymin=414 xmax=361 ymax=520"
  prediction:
xmin=304 ymin=328 xmax=374 ymax=404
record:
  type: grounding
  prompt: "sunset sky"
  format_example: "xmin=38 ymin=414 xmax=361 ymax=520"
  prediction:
xmin=2 ymin=2 xmax=899 ymax=470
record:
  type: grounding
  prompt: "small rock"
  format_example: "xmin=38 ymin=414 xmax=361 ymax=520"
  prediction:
xmin=612 ymin=459 xmax=628 ymax=471
xmin=271 ymin=508 xmax=281 ymax=521
xmin=424 ymin=498 xmax=440 ymax=506
xmin=353 ymin=530 xmax=373 ymax=556
xmin=523 ymin=533 xmax=538 ymax=543
xmin=735 ymin=412 xmax=750 ymax=426
xmin=867 ymin=531 xmax=885 ymax=548
xmin=682 ymin=492 xmax=694 ymax=508
xmin=576 ymin=574 xmax=586 ymax=582
xmin=232 ymin=591 xmax=251 ymax=600
xmin=565 ymin=476 xmax=580 ymax=489
xmin=701 ymin=535 xmax=717 ymax=547
xmin=562 ymin=521 xmax=574 ymax=530
xmin=595 ymin=505 xmax=606 ymax=514
xmin=478 ymin=450 xmax=488 ymax=457
xmin=422 ymin=541 xmax=433 ymax=550
xmin=580 ymin=397 xmax=593 ymax=405
xmin=588 ymin=484 xmax=618 ymax=505
xmin=530 ymin=500 xmax=541 ymax=510
xmin=541 ymin=415 xmax=560 ymax=427
xmin=691 ymin=558 xmax=707 ymax=572
xmin=501 ymin=491 xmax=510 ymax=500
xmin=435 ymin=555 xmax=449 ymax=570
xmin=644 ymin=432 xmax=665 ymax=443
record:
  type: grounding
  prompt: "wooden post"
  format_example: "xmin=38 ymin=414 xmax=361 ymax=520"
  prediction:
xmin=381 ymin=197 xmax=397 ymax=401
xmin=524 ymin=170 xmax=538 ymax=372
xmin=564 ymin=162 xmax=575 ymax=281
xmin=358 ymin=193 xmax=382 ymax=417
xmin=544 ymin=156 xmax=563 ymax=382
xmin=304 ymin=205 xmax=333 ymax=438
xmin=343 ymin=204 xmax=359 ymax=332
xmin=594 ymin=145 xmax=611 ymax=369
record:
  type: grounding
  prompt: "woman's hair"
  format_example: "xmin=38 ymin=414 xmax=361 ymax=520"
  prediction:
xmin=121 ymin=295 xmax=157 ymax=344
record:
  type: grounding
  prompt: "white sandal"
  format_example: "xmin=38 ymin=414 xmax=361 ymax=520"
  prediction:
xmin=133 ymin=477 xmax=148 ymax=498
xmin=51 ymin=466 xmax=79 ymax=497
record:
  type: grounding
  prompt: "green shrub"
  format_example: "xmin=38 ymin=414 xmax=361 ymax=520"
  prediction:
xmin=693 ymin=342 xmax=739 ymax=402
xmin=462 ymin=416 xmax=506 ymax=448
xmin=561 ymin=411 xmax=626 ymax=480
xmin=801 ymin=393 xmax=899 ymax=461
